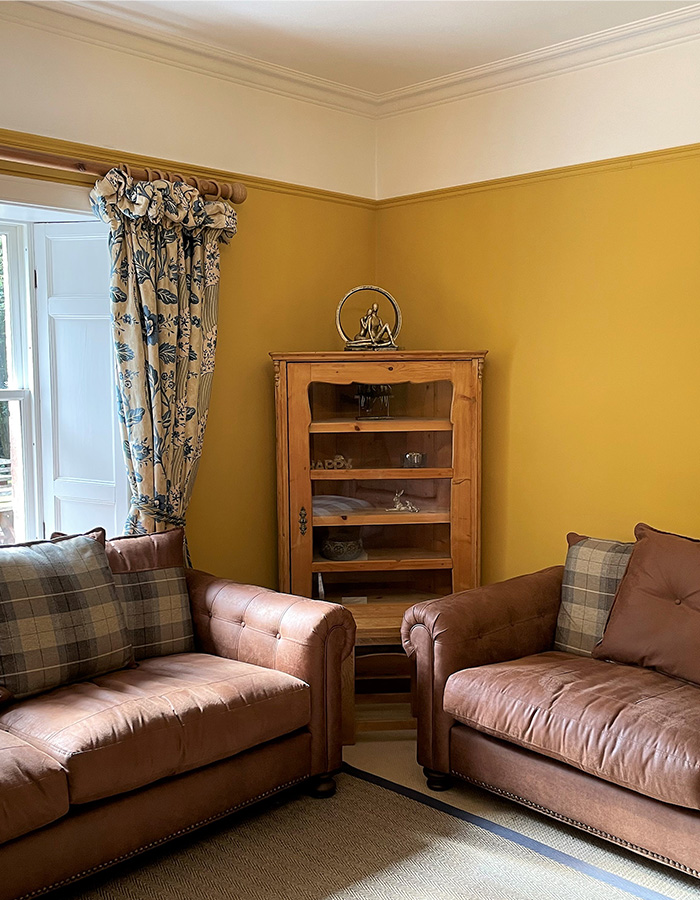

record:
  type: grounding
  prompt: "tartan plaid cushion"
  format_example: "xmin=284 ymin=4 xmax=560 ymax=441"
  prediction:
xmin=105 ymin=529 xmax=194 ymax=660
xmin=0 ymin=536 xmax=133 ymax=700
xmin=114 ymin=567 xmax=194 ymax=660
xmin=553 ymin=533 xmax=633 ymax=656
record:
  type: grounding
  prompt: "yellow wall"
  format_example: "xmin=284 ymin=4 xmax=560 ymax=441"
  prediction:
xmin=187 ymin=147 xmax=700 ymax=590
xmin=5 ymin=131 xmax=699 ymax=591
xmin=186 ymin=187 xmax=375 ymax=586
xmin=376 ymin=152 xmax=700 ymax=583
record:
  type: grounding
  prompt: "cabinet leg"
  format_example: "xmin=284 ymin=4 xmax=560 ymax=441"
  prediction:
xmin=423 ymin=767 xmax=451 ymax=791
xmin=341 ymin=649 xmax=356 ymax=745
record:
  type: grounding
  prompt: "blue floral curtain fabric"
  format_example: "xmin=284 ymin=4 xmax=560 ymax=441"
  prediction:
xmin=90 ymin=169 xmax=237 ymax=535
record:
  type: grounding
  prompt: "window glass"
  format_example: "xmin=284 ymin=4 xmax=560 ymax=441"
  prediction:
xmin=0 ymin=398 xmax=25 ymax=544
xmin=0 ymin=234 xmax=10 ymax=389
xmin=0 ymin=224 xmax=33 ymax=542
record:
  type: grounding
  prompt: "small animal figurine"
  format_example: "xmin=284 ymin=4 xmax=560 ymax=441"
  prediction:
xmin=386 ymin=490 xmax=420 ymax=513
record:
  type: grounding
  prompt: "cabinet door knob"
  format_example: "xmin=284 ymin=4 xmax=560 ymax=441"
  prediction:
xmin=299 ymin=506 xmax=308 ymax=536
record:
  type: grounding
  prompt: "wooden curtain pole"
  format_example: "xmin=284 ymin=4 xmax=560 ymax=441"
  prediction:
xmin=0 ymin=144 xmax=248 ymax=204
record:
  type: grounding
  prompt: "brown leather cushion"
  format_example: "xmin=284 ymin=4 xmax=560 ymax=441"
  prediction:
xmin=444 ymin=651 xmax=700 ymax=809
xmin=0 ymin=730 xmax=69 ymax=844
xmin=593 ymin=522 xmax=700 ymax=684
xmin=0 ymin=653 xmax=310 ymax=804
xmin=104 ymin=528 xmax=185 ymax=573
xmin=50 ymin=528 xmax=181 ymax=572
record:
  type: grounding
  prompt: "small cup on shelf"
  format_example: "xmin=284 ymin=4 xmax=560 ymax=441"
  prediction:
xmin=402 ymin=451 xmax=426 ymax=468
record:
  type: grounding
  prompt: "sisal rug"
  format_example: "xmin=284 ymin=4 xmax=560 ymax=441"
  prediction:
xmin=55 ymin=766 xmax=699 ymax=900
xmin=344 ymin=740 xmax=700 ymax=900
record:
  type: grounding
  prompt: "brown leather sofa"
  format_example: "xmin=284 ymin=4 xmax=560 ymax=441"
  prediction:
xmin=0 ymin=570 xmax=355 ymax=900
xmin=402 ymin=566 xmax=700 ymax=878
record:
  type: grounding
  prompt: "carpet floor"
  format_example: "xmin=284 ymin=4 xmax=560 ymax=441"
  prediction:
xmin=55 ymin=766 xmax=699 ymax=900
xmin=344 ymin=739 xmax=700 ymax=900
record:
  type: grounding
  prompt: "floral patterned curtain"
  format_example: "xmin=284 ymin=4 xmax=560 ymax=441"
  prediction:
xmin=90 ymin=169 xmax=237 ymax=536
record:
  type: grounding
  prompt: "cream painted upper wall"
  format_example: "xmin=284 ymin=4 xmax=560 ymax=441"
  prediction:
xmin=3 ymin=14 xmax=700 ymax=199
xmin=376 ymin=35 xmax=700 ymax=198
xmin=0 ymin=19 xmax=376 ymax=198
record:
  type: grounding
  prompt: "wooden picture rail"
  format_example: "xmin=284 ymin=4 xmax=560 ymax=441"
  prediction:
xmin=0 ymin=143 xmax=247 ymax=204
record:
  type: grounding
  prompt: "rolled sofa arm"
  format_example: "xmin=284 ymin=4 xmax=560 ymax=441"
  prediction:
xmin=186 ymin=570 xmax=356 ymax=776
xmin=401 ymin=566 xmax=564 ymax=774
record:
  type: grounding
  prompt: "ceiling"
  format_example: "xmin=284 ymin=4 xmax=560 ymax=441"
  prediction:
xmin=42 ymin=0 xmax=694 ymax=95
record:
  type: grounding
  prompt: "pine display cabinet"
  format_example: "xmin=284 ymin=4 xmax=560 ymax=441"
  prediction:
xmin=270 ymin=351 xmax=486 ymax=741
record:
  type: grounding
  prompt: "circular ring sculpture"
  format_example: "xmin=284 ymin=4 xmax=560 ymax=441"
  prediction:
xmin=336 ymin=285 xmax=402 ymax=351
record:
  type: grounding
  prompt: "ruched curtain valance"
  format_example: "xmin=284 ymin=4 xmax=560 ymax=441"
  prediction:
xmin=90 ymin=168 xmax=237 ymax=538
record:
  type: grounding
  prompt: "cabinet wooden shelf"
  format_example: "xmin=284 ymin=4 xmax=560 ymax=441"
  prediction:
xmin=310 ymin=467 xmax=454 ymax=481
xmin=312 ymin=548 xmax=452 ymax=573
xmin=355 ymin=697 xmax=416 ymax=734
xmin=309 ymin=417 xmax=452 ymax=433
xmin=313 ymin=508 xmax=451 ymax=526
xmin=271 ymin=350 xmax=485 ymax=742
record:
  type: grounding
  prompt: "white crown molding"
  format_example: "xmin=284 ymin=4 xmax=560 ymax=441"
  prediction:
xmin=3 ymin=1 xmax=700 ymax=119
xmin=0 ymin=1 xmax=380 ymax=117
xmin=377 ymin=4 xmax=700 ymax=115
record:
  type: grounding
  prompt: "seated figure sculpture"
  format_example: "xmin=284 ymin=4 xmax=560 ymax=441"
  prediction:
xmin=350 ymin=303 xmax=397 ymax=349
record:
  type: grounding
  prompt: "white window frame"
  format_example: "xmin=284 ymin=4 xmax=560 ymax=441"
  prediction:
xmin=0 ymin=221 xmax=39 ymax=540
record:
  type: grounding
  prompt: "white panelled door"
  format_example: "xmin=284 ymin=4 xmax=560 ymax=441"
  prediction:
xmin=33 ymin=221 xmax=129 ymax=538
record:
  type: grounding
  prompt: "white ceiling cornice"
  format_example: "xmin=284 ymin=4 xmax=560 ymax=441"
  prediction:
xmin=3 ymin=1 xmax=700 ymax=119
xmin=0 ymin=1 xmax=379 ymax=117
xmin=379 ymin=4 xmax=700 ymax=115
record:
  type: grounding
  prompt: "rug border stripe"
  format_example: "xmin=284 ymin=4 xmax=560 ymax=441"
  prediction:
xmin=341 ymin=763 xmax=677 ymax=900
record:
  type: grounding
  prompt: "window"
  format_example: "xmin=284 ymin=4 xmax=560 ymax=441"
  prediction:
xmin=0 ymin=212 xmax=128 ymax=543
xmin=0 ymin=223 xmax=36 ymax=543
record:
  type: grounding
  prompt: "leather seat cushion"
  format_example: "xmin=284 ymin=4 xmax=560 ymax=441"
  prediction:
xmin=0 ymin=730 xmax=69 ymax=844
xmin=444 ymin=651 xmax=700 ymax=810
xmin=0 ymin=653 xmax=310 ymax=804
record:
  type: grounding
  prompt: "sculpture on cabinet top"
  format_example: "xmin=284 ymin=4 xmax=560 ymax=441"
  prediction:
xmin=354 ymin=303 xmax=395 ymax=346
xmin=336 ymin=285 xmax=402 ymax=351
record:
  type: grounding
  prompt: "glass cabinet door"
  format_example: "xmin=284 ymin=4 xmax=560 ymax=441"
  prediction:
xmin=284 ymin=358 xmax=481 ymax=610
